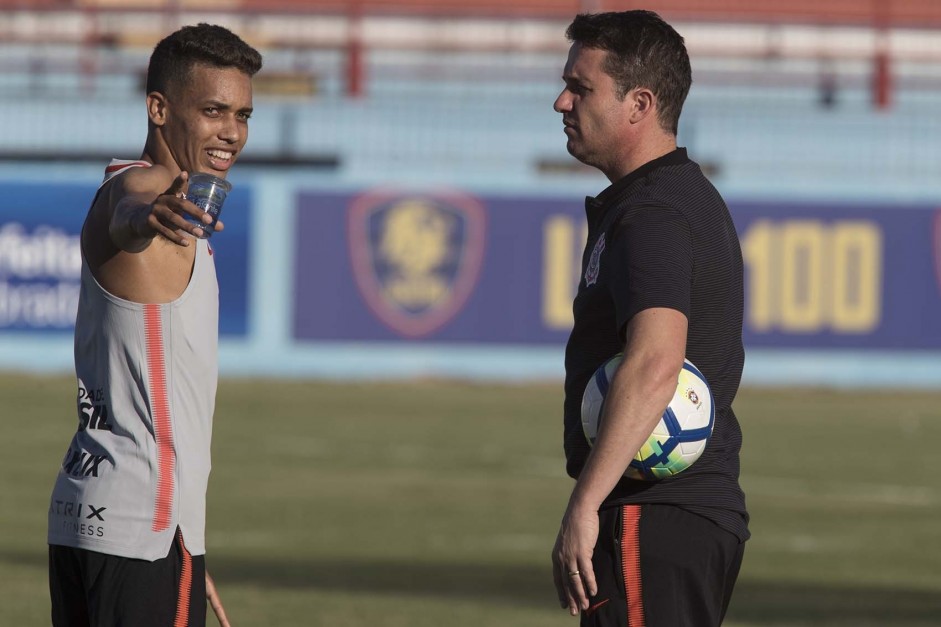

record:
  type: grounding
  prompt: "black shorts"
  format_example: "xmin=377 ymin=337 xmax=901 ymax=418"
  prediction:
xmin=49 ymin=528 xmax=206 ymax=627
xmin=582 ymin=503 xmax=745 ymax=627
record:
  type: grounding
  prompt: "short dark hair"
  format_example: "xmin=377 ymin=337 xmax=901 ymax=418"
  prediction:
xmin=146 ymin=23 xmax=263 ymax=95
xmin=566 ymin=11 xmax=691 ymax=135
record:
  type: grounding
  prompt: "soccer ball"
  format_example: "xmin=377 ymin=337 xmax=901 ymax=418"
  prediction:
xmin=581 ymin=355 xmax=714 ymax=481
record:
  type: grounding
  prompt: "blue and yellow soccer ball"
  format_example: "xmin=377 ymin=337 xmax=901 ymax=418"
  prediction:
xmin=581 ymin=355 xmax=715 ymax=481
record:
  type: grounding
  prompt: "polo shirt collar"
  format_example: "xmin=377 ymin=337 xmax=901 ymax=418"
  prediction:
xmin=587 ymin=147 xmax=690 ymax=212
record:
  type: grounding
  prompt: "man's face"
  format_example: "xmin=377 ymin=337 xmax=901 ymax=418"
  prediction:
xmin=553 ymin=44 xmax=633 ymax=174
xmin=161 ymin=64 xmax=253 ymax=178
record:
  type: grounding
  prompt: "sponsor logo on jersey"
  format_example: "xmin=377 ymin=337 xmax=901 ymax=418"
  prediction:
xmin=50 ymin=499 xmax=108 ymax=538
xmin=348 ymin=189 xmax=486 ymax=337
xmin=585 ymin=233 xmax=605 ymax=286
xmin=77 ymin=379 xmax=112 ymax=432
xmin=61 ymin=447 xmax=108 ymax=478
xmin=49 ymin=500 xmax=107 ymax=521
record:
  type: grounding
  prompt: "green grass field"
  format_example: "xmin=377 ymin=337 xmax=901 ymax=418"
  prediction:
xmin=3 ymin=373 xmax=941 ymax=626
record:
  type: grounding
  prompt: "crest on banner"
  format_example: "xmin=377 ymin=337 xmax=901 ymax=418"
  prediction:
xmin=348 ymin=190 xmax=486 ymax=338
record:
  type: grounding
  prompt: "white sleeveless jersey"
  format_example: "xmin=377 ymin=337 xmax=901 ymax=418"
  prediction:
xmin=48 ymin=160 xmax=219 ymax=560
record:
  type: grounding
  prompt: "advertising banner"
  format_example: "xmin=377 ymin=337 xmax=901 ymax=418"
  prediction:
xmin=293 ymin=189 xmax=941 ymax=350
xmin=0 ymin=181 xmax=250 ymax=337
xmin=734 ymin=202 xmax=939 ymax=349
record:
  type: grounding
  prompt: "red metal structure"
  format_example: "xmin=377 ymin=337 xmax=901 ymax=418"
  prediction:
xmin=2 ymin=0 xmax=940 ymax=23
xmin=3 ymin=0 xmax=936 ymax=24
xmin=1 ymin=0 xmax=939 ymax=106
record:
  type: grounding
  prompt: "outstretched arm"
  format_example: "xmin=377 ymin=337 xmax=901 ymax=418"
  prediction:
xmin=106 ymin=169 xmax=221 ymax=250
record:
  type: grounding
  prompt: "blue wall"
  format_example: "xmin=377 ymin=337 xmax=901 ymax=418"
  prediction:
xmin=2 ymin=74 xmax=940 ymax=387
xmin=2 ymin=163 xmax=940 ymax=388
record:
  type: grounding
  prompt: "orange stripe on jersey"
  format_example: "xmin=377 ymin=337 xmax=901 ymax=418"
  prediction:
xmin=621 ymin=505 xmax=645 ymax=627
xmin=144 ymin=304 xmax=175 ymax=532
xmin=173 ymin=531 xmax=193 ymax=627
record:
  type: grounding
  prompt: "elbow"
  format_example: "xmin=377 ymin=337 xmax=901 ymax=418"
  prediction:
xmin=629 ymin=351 xmax=684 ymax=403
xmin=651 ymin=355 xmax=684 ymax=395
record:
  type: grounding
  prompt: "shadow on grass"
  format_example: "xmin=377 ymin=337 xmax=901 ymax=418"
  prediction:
xmin=728 ymin=579 xmax=941 ymax=626
xmin=212 ymin=555 xmax=941 ymax=624
xmin=217 ymin=556 xmax=941 ymax=625
xmin=210 ymin=554 xmax=559 ymax=606
xmin=7 ymin=549 xmax=941 ymax=624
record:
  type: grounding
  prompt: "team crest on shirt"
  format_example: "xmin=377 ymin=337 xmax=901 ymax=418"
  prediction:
xmin=348 ymin=189 xmax=487 ymax=338
xmin=585 ymin=233 xmax=605 ymax=286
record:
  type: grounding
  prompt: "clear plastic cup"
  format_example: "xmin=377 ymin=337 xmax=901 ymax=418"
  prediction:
xmin=184 ymin=172 xmax=231 ymax=238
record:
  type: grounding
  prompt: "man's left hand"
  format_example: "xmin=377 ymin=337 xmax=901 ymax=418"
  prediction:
xmin=551 ymin=505 xmax=599 ymax=616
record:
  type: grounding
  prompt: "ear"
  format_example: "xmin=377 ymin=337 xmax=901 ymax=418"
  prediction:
xmin=628 ymin=87 xmax=656 ymax=124
xmin=147 ymin=92 xmax=168 ymax=127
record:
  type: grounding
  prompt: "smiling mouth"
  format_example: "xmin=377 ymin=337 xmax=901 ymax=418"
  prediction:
xmin=207 ymin=149 xmax=234 ymax=162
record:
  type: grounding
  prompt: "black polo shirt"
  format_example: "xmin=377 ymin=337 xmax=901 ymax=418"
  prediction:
xmin=562 ymin=148 xmax=749 ymax=541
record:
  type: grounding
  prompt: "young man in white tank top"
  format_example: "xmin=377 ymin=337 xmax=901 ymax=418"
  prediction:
xmin=48 ymin=24 xmax=262 ymax=627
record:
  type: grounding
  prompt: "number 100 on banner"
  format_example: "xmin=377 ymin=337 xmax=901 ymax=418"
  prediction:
xmin=742 ymin=219 xmax=882 ymax=334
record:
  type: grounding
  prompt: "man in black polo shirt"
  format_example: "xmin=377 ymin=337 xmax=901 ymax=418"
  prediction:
xmin=550 ymin=11 xmax=749 ymax=627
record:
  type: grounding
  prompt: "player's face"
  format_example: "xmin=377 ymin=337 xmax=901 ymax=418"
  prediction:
xmin=161 ymin=64 xmax=253 ymax=178
xmin=553 ymin=44 xmax=633 ymax=177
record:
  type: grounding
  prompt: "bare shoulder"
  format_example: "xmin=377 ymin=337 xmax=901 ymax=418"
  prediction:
xmin=106 ymin=163 xmax=174 ymax=205
xmin=86 ymin=163 xmax=172 ymax=232
xmin=84 ymin=162 xmax=197 ymax=303
xmin=84 ymin=163 xmax=168 ymax=263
